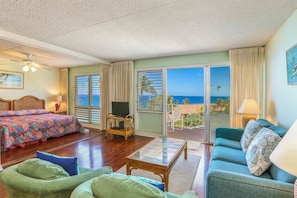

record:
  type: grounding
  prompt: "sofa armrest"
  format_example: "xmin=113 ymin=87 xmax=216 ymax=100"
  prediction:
xmin=215 ymin=127 xmax=244 ymax=141
xmin=206 ymin=169 xmax=293 ymax=198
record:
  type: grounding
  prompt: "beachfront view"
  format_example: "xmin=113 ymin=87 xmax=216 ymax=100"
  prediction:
xmin=138 ymin=67 xmax=230 ymax=133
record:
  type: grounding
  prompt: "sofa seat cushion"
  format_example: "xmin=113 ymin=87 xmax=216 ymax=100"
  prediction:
xmin=269 ymin=164 xmax=297 ymax=184
xmin=91 ymin=173 xmax=166 ymax=198
xmin=214 ymin=137 xmax=241 ymax=150
xmin=210 ymin=160 xmax=272 ymax=179
xmin=212 ymin=146 xmax=247 ymax=165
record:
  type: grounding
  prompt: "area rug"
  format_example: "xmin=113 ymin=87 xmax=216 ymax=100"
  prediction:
xmin=187 ymin=141 xmax=201 ymax=150
xmin=117 ymin=154 xmax=200 ymax=195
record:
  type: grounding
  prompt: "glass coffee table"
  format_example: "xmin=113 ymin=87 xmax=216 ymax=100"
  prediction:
xmin=126 ymin=137 xmax=187 ymax=191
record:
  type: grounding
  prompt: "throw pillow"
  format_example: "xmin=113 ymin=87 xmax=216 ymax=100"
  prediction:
xmin=36 ymin=150 xmax=79 ymax=176
xmin=17 ymin=158 xmax=69 ymax=180
xmin=240 ymin=119 xmax=262 ymax=153
xmin=91 ymin=173 xmax=166 ymax=198
xmin=246 ymin=128 xmax=281 ymax=176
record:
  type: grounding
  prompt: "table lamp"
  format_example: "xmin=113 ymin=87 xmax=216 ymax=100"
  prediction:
xmin=55 ymin=95 xmax=62 ymax=111
xmin=270 ymin=119 xmax=297 ymax=197
xmin=237 ymin=99 xmax=261 ymax=128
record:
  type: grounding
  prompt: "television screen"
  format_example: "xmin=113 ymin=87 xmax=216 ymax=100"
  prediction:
xmin=112 ymin=102 xmax=129 ymax=117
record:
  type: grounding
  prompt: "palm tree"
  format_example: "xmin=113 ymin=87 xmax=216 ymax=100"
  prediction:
xmin=139 ymin=76 xmax=157 ymax=95
xmin=182 ymin=98 xmax=190 ymax=104
xmin=216 ymin=85 xmax=221 ymax=92
xmin=139 ymin=75 xmax=158 ymax=110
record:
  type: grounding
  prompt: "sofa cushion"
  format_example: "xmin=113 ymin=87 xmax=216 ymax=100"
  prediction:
xmin=210 ymin=160 xmax=272 ymax=179
xmin=269 ymin=164 xmax=297 ymax=184
xmin=214 ymin=137 xmax=242 ymax=150
xmin=91 ymin=173 xmax=166 ymax=198
xmin=36 ymin=150 xmax=79 ymax=176
xmin=256 ymin=119 xmax=287 ymax=137
xmin=240 ymin=120 xmax=262 ymax=153
xmin=246 ymin=128 xmax=281 ymax=176
xmin=17 ymin=158 xmax=69 ymax=180
xmin=212 ymin=146 xmax=247 ymax=165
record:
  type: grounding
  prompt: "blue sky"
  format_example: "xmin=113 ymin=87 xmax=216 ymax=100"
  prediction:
xmin=167 ymin=67 xmax=230 ymax=96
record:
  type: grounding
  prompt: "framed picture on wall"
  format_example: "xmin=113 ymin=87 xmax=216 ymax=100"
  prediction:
xmin=0 ymin=70 xmax=24 ymax=89
xmin=286 ymin=44 xmax=297 ymax=85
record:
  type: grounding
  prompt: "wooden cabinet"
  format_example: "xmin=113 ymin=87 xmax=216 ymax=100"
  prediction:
xmin=106 ymin=113 xmax=134 ymax=140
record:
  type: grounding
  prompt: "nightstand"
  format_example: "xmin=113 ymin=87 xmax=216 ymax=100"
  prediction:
xmin=50 ymin=111 xmax=67 ymax=115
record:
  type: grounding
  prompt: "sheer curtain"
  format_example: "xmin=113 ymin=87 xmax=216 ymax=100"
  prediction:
xmin=229 ymin=47 xmax=265 ymax=128
xmin=100 ymin=65 xmax=110 ymax=130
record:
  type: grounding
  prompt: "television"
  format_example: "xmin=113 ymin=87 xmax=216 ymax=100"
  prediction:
xmin=112 ymin=102 xmax=130 ymax=117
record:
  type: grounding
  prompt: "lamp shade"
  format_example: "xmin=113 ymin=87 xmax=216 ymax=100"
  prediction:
xmin=270 ymin=119 xmax=297 ymax=176
xmin=57 ymin=95 xmax=62 ymax=102
xmin=237 ymin=99 xmax=261 ymax=114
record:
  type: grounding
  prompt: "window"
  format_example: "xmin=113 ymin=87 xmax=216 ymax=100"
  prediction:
xmin=137 ymin=70 xmax=162 ymax=112
xmin=74 ymin=74 xmax=100 ymax=125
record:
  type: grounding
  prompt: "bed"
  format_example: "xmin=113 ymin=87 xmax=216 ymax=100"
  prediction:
xmin=0 ymin=95 xmax=84 ymax=151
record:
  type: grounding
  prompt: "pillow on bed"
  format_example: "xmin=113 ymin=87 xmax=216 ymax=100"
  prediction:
xmin=17 ymin=158 xmax=69 ymax=180
xmin=36 ymin=150 xmax=79 ymax=176
xmin=0 ymin=109 xmax=50 ymax=117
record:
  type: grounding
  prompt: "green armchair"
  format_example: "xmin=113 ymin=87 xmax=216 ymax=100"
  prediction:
xmin=70 ymin=173 xmax=198 ymax=198
xmin=0 ymin=159 xmax=112 ymax=198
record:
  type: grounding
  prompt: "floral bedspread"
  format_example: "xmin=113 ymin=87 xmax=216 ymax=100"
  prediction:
xmin=0 ymin=109 xmax=84 ymax=151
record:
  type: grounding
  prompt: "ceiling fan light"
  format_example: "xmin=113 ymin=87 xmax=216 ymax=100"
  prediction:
xmin=31 ymin=67 xmax=37 ymax=72
xmin=22 ymin=65 xmax=29 ymax=72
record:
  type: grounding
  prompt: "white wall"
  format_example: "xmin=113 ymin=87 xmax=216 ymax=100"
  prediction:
xmin=265 ymin=10 xmax=297 ymax=128
xmin=0 ymin=64 xmax=61 ymax=111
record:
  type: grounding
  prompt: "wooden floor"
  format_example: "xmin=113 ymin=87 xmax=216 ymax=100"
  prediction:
xmin=0 ymin=130 xmax=212 ymax=198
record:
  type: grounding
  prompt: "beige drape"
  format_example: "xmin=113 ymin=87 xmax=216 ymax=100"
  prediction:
xmin=60 ymin=68 xmax=68 ymax=113
xmin=99 ymin=61 xmax=134 ymax=130
xmin=109 ymin=61 xmax=134 ymax=103
xmin=229 ymin=47 xmax=265 ymax=128
xmin=100 ymin=66 xmax=110 ymax=130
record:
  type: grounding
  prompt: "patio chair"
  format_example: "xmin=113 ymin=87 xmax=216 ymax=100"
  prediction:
xmin=167 ymin=108 xmax=184 ymax=132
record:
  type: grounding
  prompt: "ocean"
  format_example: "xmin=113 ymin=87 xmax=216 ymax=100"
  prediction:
xmin=77 ymin=95 xmax=230 ymax=107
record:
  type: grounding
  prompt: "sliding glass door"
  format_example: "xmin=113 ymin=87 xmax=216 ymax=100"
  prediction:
xmin=209 ymin=66 xmax=230 ymax=143
xmin=166 ymin=66 xmax=230 ymax=143
xmin=166 ymin=68 xmax=205 ymax=142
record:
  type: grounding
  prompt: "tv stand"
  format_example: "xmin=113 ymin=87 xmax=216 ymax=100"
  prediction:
xmin=105 ymin=113 xmax=134 ymax=140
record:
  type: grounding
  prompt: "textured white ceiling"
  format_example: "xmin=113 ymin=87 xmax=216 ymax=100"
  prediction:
xmin=0 ymin=0 xmax=297 ymax=67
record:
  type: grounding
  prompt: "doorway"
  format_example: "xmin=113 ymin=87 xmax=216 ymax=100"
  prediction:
xmin=166 ymin=66 xmax=230 ymax=143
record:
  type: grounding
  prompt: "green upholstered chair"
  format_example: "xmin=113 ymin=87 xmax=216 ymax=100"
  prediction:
xmin=0 ymin=159 xmax=113 ymax=198
xmin=70 ymin=173 xmax=198 ymax=198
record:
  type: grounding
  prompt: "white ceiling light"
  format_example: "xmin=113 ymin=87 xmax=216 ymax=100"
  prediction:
xmin=21 ymin=54 xmax=40 ymax=72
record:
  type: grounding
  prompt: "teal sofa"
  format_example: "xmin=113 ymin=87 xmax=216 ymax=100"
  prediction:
xmin=206 ymin=119 xmax=296 ymax=198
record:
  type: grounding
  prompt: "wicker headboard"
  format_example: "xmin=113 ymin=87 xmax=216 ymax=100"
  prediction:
xmin=0 ymin=98 xmax=13 ymax=110
xmin=12 ymin=95 xmax=45 ymax=110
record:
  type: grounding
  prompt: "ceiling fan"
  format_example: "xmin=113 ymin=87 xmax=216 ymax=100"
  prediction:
xmin=21 ymin=53 xmax=41 ymax=72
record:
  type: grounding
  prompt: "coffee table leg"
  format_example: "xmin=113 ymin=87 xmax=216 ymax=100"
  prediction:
xmin=184 ymin=145 xmax=187 ymax=159
xmin=126 ymin=162 xmax=131 ymax=175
